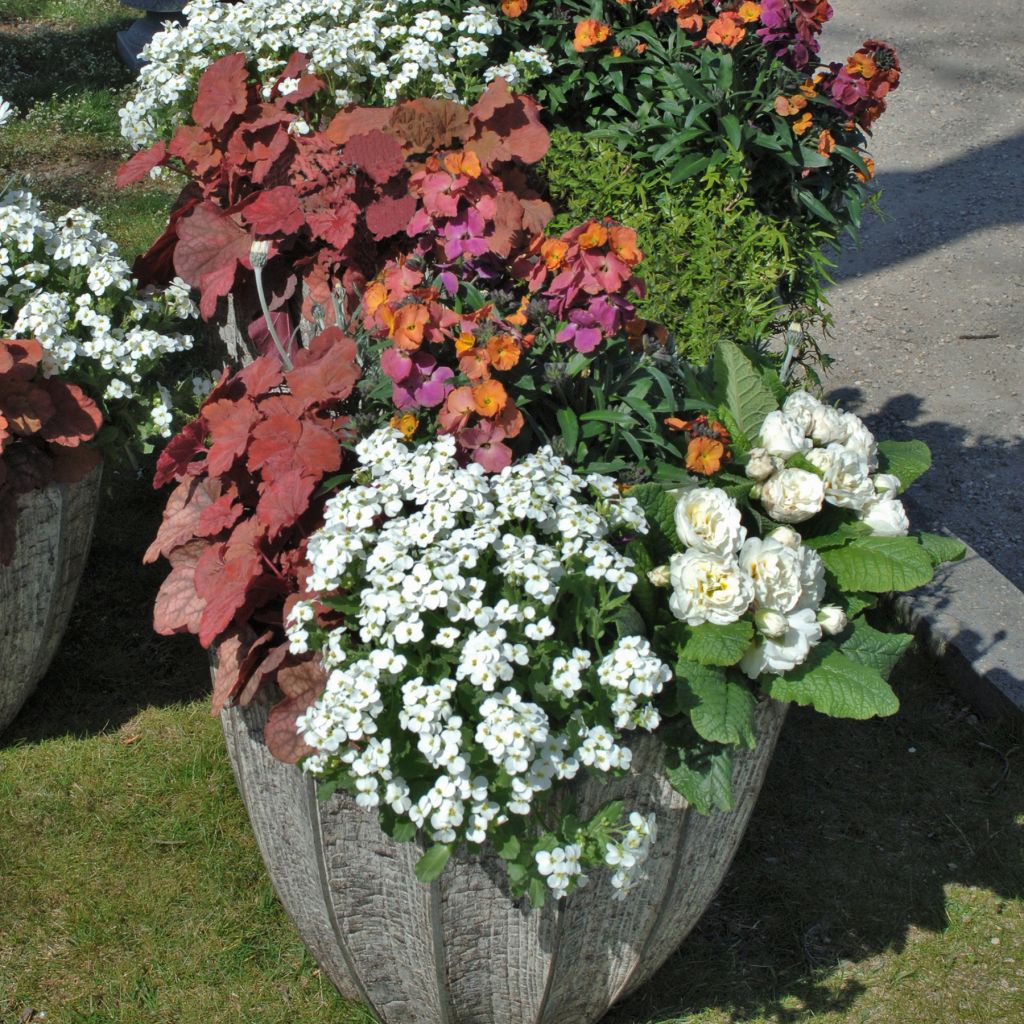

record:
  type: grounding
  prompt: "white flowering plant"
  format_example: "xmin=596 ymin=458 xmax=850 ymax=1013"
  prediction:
xmin=274 ymin=337 xmax=963 ymax=905
xmin=120 ymin=0 xmax=553 ymax=151
xmin=0 ymin=187 xmax=200 ymax=455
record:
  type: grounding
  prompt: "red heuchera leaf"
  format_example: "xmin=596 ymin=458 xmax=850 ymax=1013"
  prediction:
xmin=0 ymin=338 xmax=44 ymax=380
xmin=364 ymin=193 xmax=417 ymax=241
xmin=234 ymin=353 xmax=284 ymax=399
xmin=192 ymin=52 xmax=250 ymax=132
xmin=264 ymin=657 xmax=328 ymax=762
xmin=153 ymin=539 xmax=207 ymax=635
xmin=194 ymin=528 xmax=264 ymax=647
xmin=294 ymin=421 xmax=342 ymax=479
xmin=1 ymin=385 xmax=53 ymax=435
xmin=304 ymin=199 xmax=358 ymax=252
xmin=468 ymin=78 xmax=550 ymax=166
xmin=49 ymin=445 xmax=101 ymax=484
xmin=196 ymin=488 xmax=243 ymax=537
xmin=235 ymin=640 xmax=289 ymax=707
xmin=343 ymin=130 xmax=405 ymax=184
xmin=287 ymin=328 xmax=360 ymax=408
xmin=153 ymin=416 xmax=208 ymax=489
xmin=323 ymin=105 xmax=392 ymax=146
xmin=247 ymin=412 xmax=301 ymax=474
xmin=388 ymin=98 xmax=470 ymax=153
xmin=210 ymin=625 xmax=275 ymax=715
xmin=132 ymin=191 xmax=202 ymax=287
xmin=144 ymin=475 xmax=223 ymax=563
xmin=203 ymin=395 xmax=259 ymax=476
xmin=173 ymin=202 xmax=253 ymax=319
xmin=277 ymin=657 xmax=328 ymax=699
xmin=116 ymin=141 xmax=168 ymax=187
xmin=256 ymin=467 xmax=316 ymax=541
xmin=247 ymin=309 xmax=298 ymax=363
xmin=37 ymin=380 xmax=102 ymax=447
xmin=241 ymin=185 xmax=305 ymax=236
xmin=168 ymin=125 xmax=220 ymax=178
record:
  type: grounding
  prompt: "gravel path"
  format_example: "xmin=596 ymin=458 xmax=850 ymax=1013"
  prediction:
xmin=815 ymin=0 xmax=1024 ymax=589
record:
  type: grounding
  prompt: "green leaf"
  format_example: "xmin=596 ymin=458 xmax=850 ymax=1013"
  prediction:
xmin=528 ymin=877 xmax=547 ymax=908
xmin=712 ymin=341 xmax=779 ymax=446
xmin=391 ymin=820 xmax=416 ymax=843
xmin=687 ymin=674 xmax=757 ymax=748
xmin=802 ymin=520 xmax=871 ymax=550
xmin=579 ymin=408 xmax=635 ymax=428
xmin=916 ymin=531 xmax=967 ymax=567
xmin=840 ymin=620 xmax=913 ymax=677
xmin=629 ymin=482 xmax=681 ymax=558
xmin=316 ymin=778 xmax=341 ymax=801
xmin=556 ymin=407 xmax=579 ymax=456
xmin=414 ymin=844 xmax=452 ymax=883
xmin=842 ymin=592 xmax=877 ymax=619
xmin=625 ymin=539 xmax=659 ymax=626
xmin=680 ymin=619 xmax=755 ymax=667
xmin=613 ymin=602 xmax=647 ymax=639
xmin=664 ymin=746 xmax=735 ymax=815
xmin=669 ymin=153 xmax=710 ymax=182
xmin=765 ymin=651 xmax=899 ymax=719
xmin=876 ymin=440 xmax=931 ymax=492
xmin=497 ymin=835 xmax=521 ymax=861
xmin=795 ymin=188 xmax=838 ymax=224
xmin=590 ymin=800 xmax=625 ymax=831
xmin=820 ymin=536 xmax=935 ymax=593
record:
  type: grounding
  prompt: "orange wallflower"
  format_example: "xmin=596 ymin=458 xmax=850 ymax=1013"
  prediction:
xmin=390 ymin=303 xmax=430 ymax=350
xmin=501 ymin=0 xmax=528 ymax=16
xmin=799 ymin=79 xmax=818 ymax=98
xmin=647 ymin=0 xmax=702 ymax=33
xmin=686 ymin=437 xmax=727 ymax=475
xmin=774 ymin=94 xmax=807 ymax=116
xmin=705 ymin=12 xmax=746 ymax=48
xmin=846 ymin=52 xmax=877 ymax=78
xmin=389 ymin=412 xmax=419 ymax=440
xmin=443 ymin=149 xmax=482 ymax=179
xmin=792 ymin=112 xmax=813 ymax=136
xmin=817 ymin=129 xmax=836 ymax=157
xmin=487 ymin=333 xmax=522 ymax=371
xmin=608 ymin=225 xmax=643 ymax=266
xmin=363 ymin=280 xmax=388 ymax=316
xmin=472 ymin=379 xmax=509 ymax=417
xmin=541 ymin=238 xmax=569 ymax=270
xmin=573 ymin=19 xmax=611 ymax=53
xmin=855 ymin=154 xmax=876 ymax=182
xmin=455 ymin=331 xmax=477 ymax=354
xmin=737 ymin=1 xmax=761 ymax=21
xmin=506 ymin=295 xmax=530 ymax=327
xmin=578 ymin=221 xmax=609 ymax=249
xmin=459 ymin=346 xmax=492 ymax=381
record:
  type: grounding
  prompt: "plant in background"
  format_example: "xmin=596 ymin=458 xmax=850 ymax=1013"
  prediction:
xmin=0 ymin=338 xmax=101 ymax=563
xmin=0 ymin=187 xmax=197 ymax=463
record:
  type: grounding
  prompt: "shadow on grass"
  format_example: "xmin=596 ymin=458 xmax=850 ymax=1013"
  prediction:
xmin=1 ymin=469 xmax=209 ymax=747
xmin=607 ymin=652 xmax=1023 ymax=1022
xmin=0 ymin=19 xmax=133 ymax=109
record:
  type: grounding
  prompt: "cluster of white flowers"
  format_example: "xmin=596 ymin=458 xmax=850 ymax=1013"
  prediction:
xmin=120 ymin=0 xmax=554 ymax=149
xmin=748 ymin=391 xmax=909 ymax=536
xmin=289 ymin=429 xmax=664 ymax=898
xmin=664 ymin=487 xmax=845 ymax=678
xmin=0 ymin=190 xmax=195 ymax=436
xmin=603 ymin=811 xmax=657 ymax=895
xmin=0 ymin=96 xmax=13 ymax=128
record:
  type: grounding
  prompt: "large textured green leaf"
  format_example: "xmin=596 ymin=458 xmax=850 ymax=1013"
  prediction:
xmin=679 ymin=619 xmax=755 ymax=666
xmin=687 ymin=673 xmax=757 ymax=748
xmin=712 ymin=341 xmax=779 ymax=446
xmin=877 ymin=439 xmax=931 ymax=492
xmin=664 ymin=746 xmax=735 ymax=814
xmin=820 ymin=536 xmax=935 ymax=593
xmin=840 ymin=620 xmax=913 ymax=677
xmin=630 ymin=482 xmax=681 ymax=557
xmin=916 ymin=531 xmax=967 ymax=567
xmin=765 ymin=651 xmax=899 ymax=719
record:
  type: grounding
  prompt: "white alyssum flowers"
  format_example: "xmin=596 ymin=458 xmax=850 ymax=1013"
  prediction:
xmin=291 ymin=430 xmax=664 ymax=899
xmin=120 ymin=0 xmax=556 ymax=150
xmin=0 ymin=189 xmax=195 ymax=437
xmin=751 ymin=391 xmax=909 ymax=535
xmin=0 ymin=96 xmax=13 ymax=128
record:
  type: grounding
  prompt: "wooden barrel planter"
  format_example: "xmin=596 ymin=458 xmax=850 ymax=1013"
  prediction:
xmin=0 ymin=465 xmax=102 ymax=733
xmin=222 ymin=693 xmax=788 ymax=1024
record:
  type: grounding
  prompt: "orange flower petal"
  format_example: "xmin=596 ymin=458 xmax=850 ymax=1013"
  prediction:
xmin=472 ymin=379 xmax=508 ymax=417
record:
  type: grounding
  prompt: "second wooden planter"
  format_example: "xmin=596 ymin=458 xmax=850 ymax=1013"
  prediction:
xmin=222 ymin=692 xmax=788 ymax=1024
xmin=0 ymin=465 xmax=102 ymax=732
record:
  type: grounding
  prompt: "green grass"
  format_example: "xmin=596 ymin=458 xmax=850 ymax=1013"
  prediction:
xmin=1 ymin=4 xmax=1022 ymax=1023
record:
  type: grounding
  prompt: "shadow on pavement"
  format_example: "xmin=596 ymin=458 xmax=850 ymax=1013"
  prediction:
xmin=831 ymin=131 xmax=1024 ymax=282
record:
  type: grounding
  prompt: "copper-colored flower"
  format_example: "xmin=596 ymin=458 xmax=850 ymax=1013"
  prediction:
xmin=472 ymin=379 xmax=509 ymax=417
xmin=389 ymin=412 xmax=419 ymax=440
xmin=686 ymin=436 xmax=727 ymax=475
xmin=573 ymin=19 xmax=611 ymax=53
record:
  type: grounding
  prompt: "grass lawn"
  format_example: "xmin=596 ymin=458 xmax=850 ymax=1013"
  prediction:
xmin=1 ymin=5 xmax=1022 ymax=1023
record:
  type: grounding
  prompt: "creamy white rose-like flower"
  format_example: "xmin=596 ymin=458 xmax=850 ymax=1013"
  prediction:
xmin=740 ymin=607 xmax=823 ymax=679
xmin=839 ymin=411 xmax=878 ymax=470
xmin=817 ymin=605 xmax=848 ymax=635
xmin=668 ymin=550 xmax=754 ymax=626
xmin=861 ymin=497 xmax=910 ymax=536
xmin=872 ymin=473 xmax=901 ymax=501
xmin=781 ymin=389 xmax=822 ymax=434
xmin=745 ymin=447 xmax=780 ymax=482
xmin=738 ymin=536 xmax=803 ymax=614
xmin=807 ymin=403 xmax=848 ymax=446
xmin=758 ymin=410 xmax=812 ymax=459
xmin=673 ymin=486 xmax=747 ymax=557
xmin=768 ymin=525 xmax=801 ymax=549
xmin=806 ymin=443 xmax=875 ymax=511
xmin=759 ymin=468 xmax=825 ymax=524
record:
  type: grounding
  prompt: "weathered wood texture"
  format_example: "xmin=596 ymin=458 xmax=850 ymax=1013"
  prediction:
xmin=222 ymin=694 xmax=788 ymax=1024
xmin=0 ymin=466 xmax=102 ymax=732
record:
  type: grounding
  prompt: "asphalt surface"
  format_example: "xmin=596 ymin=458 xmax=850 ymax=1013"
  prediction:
xmin=814 ymin=0 xmax=1024 ymax=591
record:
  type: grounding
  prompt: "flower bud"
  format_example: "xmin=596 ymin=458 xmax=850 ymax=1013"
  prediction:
xmin=755 ymin=608 xmax=789 ymax=638
xmin=647 ymin=565 xmax=671 ymax=588
xmin=817 ymin=605 xmax=848 ymax=635
xmin=249 ymin=238 xmax=270 ymax=268
xmin=769 ymin=526 xmax=801 ymax=549
xmin=745 ymin=447 xmax=776 ymax=481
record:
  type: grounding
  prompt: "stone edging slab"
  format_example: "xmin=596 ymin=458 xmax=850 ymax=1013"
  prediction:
xmin=888 ymin=538 xmax=1024 ymax=721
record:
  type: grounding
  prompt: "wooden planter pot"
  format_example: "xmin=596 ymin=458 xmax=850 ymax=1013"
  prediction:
xmin=0 ymin=466 xmax=102 ymax=732
xmin=222 ymin=693 xmax=788 ymax=1024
